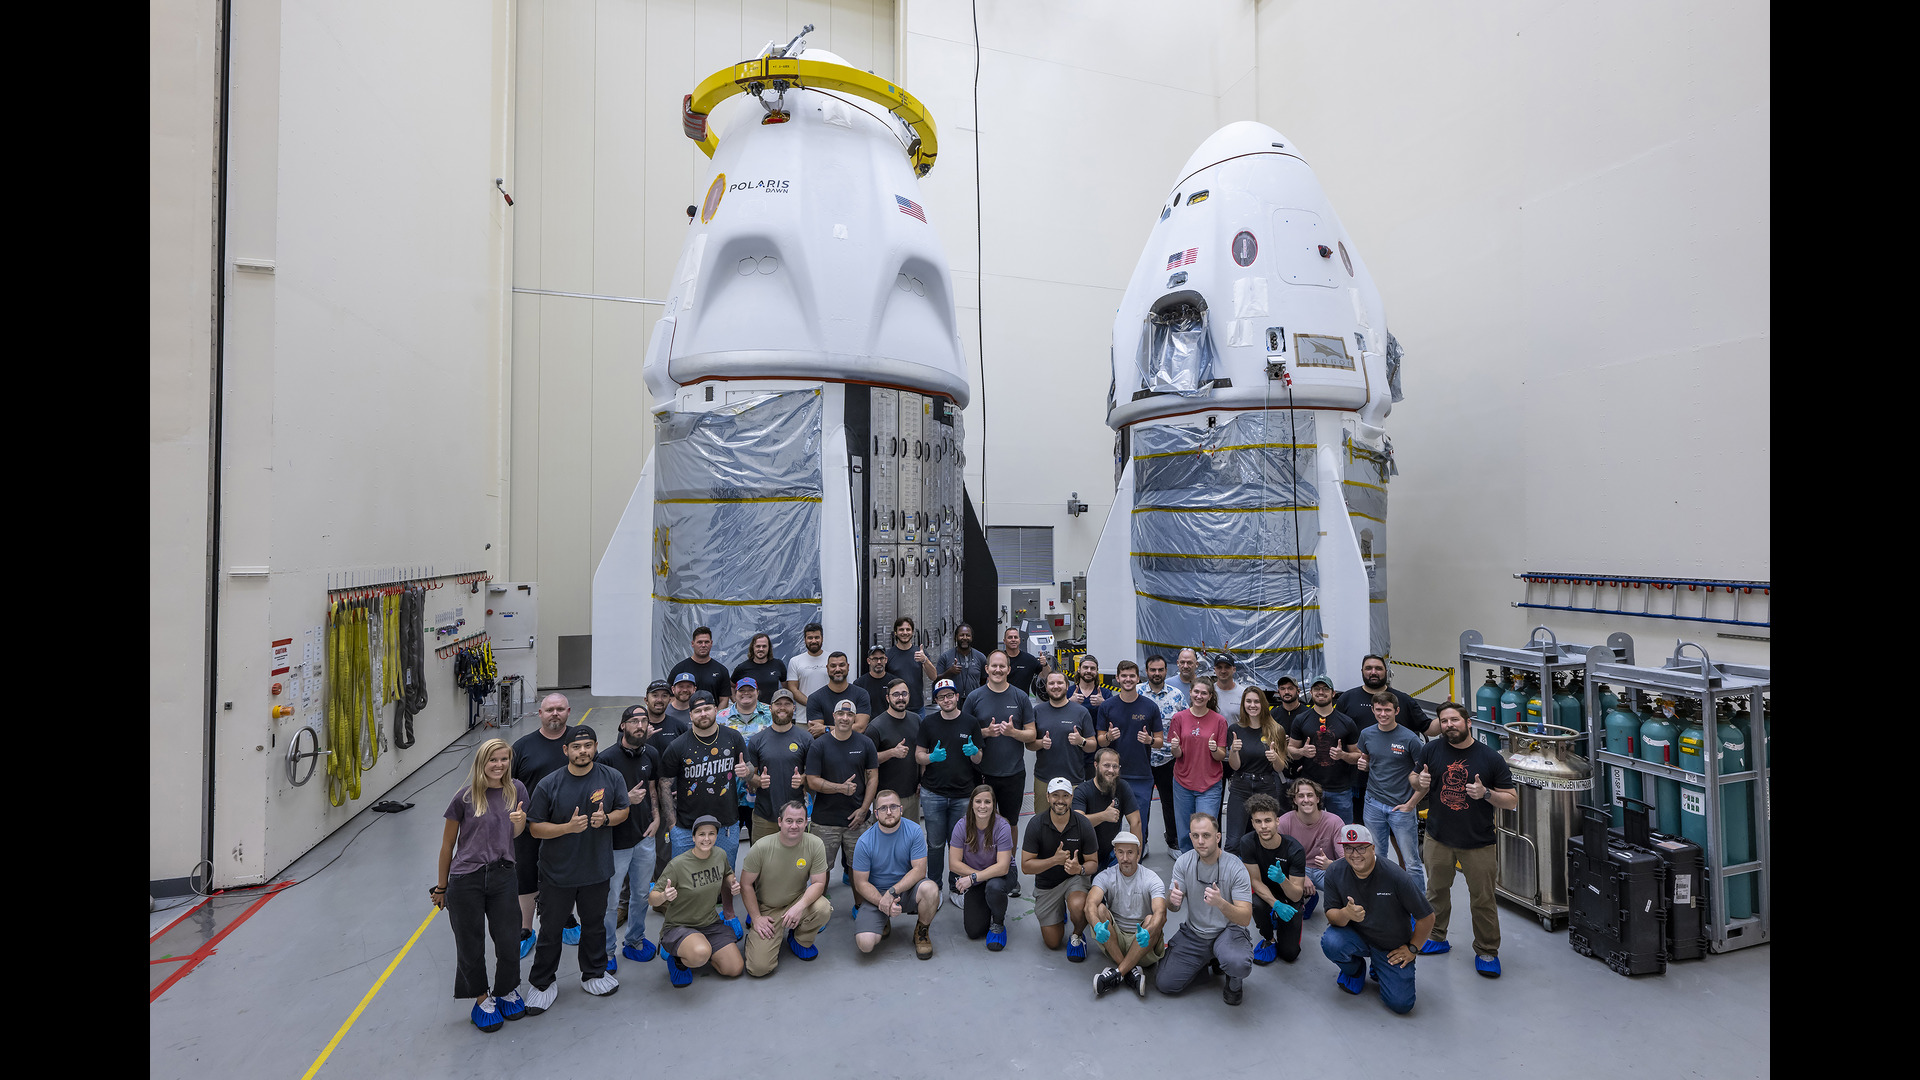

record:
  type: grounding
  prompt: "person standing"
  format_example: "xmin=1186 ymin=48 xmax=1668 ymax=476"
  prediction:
xmin=1002 ymin=625 xmax=1050 ymax=699
xmin=1320 ymin=824 xmax=1435 ymax=1014
xmin=1168 ymin=678 xmax=1231 ymax=853
xmin=1210 ymin=652 xmax=1240 ymax=705
xmin=1408 ymin=701 xmax=1518 ymax=977
xmin=805 ymin=700 xmax=879 ymax=901
xmin=644 ymin=679 xmax=689 ymax=882
xmin=947 ymin=785 xmax=1014 ymax=949
xmin=1335 ymin=655 xmax=1435 ymax=735
xmin=744 ymin=689 xmax=813 ymax=844
xmin=1278 ymin=778 xmax=1346 ymax=920
xmin=933 ymin=623 xmax=987 ymax=700
xmin=785 ymin=622 xmax=830 ymax=700
xmin=1064 ymin=655 xmax=1109 ymax=778
xmin=511 ymin=693 xmax=578 ymax=954
xmin=1287 ymin=675 xmax=1363 ymax=825
xmin=664 ymin=673 xmax=698 ymax=730
xmin=718 ymin=677 xmax=773 ymax=835
xmin=885 ymin=616 xmax=928 ymax=711
xmin=1155 ymin=813 xmax=1255 ymax=1005
xmin=1173 ymin=648 xmax=1200 ymax=703
xmin=523 ymin=726 xmax=628 ymax=1013
xmin=731 ymin=633 xmax=788 ymax=702
xmin=1086 ymin=830 xmax=1167 ymax=998
xmin=851 ymin=790 xmax=941 ymax=959
xmin=917 ymin=679 xmax=983 ymax=898
xmin=658 ymin=692 xmax=750 ymax=935
xmin=1271 ymin=676 xmax=1306 ymax=729
xmin=1020 ymin=778 xmax=1101 ymax=961
xmin=853 ymin=646 xmax=894 ymax=723
xmin=738 ymin=800 xmax=832 ymax=977
xmin=1031 ymin=671 xmax=1098 ymax=816
xmin=598 ymin=706 xmax=662 ymax=969
xmin=1223 ymin=687 xmax=1286 ymax=852
xmin=1094 ymin=661 xmax=1162 ymax=849
xmin=432 ymin=738 xmax=531 ymax=1031
xmin=1234 ymin=794 xmax=1307 ymax=965
xmin=868 ymin=679 xmax=924 ymax=823
xmin=964 ymin=650 xmax=1035 ymax=898
xmin=1141 ymin=655 xmax=1188 ymax=857
xmin=1356 ymin=691 xmax=1428 ymax=890
xmin=806 ymin=651 xmax=870 ymax=735
xmin=650 ymin=816 xmax=745 ymax=987
xmin=1073 ymin=747 xmax=1142 ymax=871
xmin=669 ymin=626 xmax=733 ymax=712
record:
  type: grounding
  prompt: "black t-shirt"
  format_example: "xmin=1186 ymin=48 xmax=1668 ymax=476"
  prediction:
xmin=806 ymin=683 xmax=871 ymax=724
xmin=1006 ymin=652 xmax=1048 ymax=698
xmin=1323 ymin=855 xmax=1433 ymax=952
xmin=596 ymin=741 xmax=661 ymax=847
xmin=1334 ymin=686 xmax=1429 ymax=736
xmin=646 ymin=714 xmax=690 ymax=760
xmin=806 ymin=730 xmax=878 ymax=827
xmin=866 ymin=710 xmax=923 ymax=803
xmin=745 ymin=725 xmax=813 ymax=823
xmin=659 ymin=726 xmax=749 ymax=830
xmin=1071 ymin=778 xmax=1140 ymax=864
xmin=529 ymin=763 xmax=631 ymax=888
xmin=1227 ymin=723 xmax=1280 ymax=792
xmin=1234 ymin=831 xmax=1306 ymax=900
xmin=854 ymin=670 xmax=894 ymax=714
xmin=917 ymin=707 xmax=983 ymax=797
xmin=511 ymin=728 xmax=573 ymax=806
xmin=730 ymin=658 xmax=787 ymax=697
xmin=884 ymin=643 xmax=927 ymax=710
xmin=1021 ymin=810 xmax=1101 ymax=891
xmin=1290 ymin=709 xmax=1361 ymax=793
xmin=1032 ymin=700 xmax=1096 ymax=783
xmin=963 ymin=684 xmax=1035 ymax=777
xmin=1414 ymin=739 xmax=1515 ymax=849
xmin=1096 ymin=693 xmax=1163 ymax=781
xmin=670 ymin=657 xmax=733 ymax=701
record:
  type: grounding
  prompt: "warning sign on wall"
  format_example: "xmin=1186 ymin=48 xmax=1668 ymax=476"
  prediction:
xmin=271 ymin=638 xmax=292 ymax=676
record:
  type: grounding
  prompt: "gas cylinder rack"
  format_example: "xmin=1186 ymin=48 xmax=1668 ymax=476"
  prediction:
xmin=1458 ymin=626 xmax=1636 ymax=758
xmin=1581 ymin=642 xmax=1769 ymax=954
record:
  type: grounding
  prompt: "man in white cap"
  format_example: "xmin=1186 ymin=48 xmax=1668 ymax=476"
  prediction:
xmin=1320 ymin=823 xmax=1435 ymax=1014
xmin=1086 ymin=830 xmax=1166 ymax=998
xmin=1156 ymin=812 xmax=1255 ymax=1006
xmin=804 ymin=698 xmax=878 ymax=910
xmin=1019 ymin=776 xmax=1100 ymax=960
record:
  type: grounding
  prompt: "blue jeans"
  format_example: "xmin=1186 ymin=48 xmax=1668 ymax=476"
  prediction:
xmin=920 ymin=789 xmax=972 ymax=886
xmin=1123 ymin=777 xmax=1156 ymax=844
xmin=606 ymin=838 xmax=656 ymax=948
xmin=1172 ymin=781 xmax=1224 ymax=852
xmin=670 ymin=824 xmax=740 ymax=871
xmin=1322 ymin=788 xmax=1355 ymax=828
xmin=1363 ymin=797 xmax=1427 ymax=892
xmin=1321 ymin=924 xmax=1417 ymax=1014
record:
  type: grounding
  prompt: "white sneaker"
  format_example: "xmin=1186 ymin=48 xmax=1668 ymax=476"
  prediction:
xmin=582 ymin=972 xmax=619 ymax=997
xmin=522 ymin=981 xmax=558 ymax=1015
xmin=947 ymin=889 xmax=963 ymax=909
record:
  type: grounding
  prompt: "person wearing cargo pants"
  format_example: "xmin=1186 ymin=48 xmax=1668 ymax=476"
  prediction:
xmin=739 ymin=801 xmax=834 ymax=976
xmin=1409 ymin=702 xmax=1517 ymax=977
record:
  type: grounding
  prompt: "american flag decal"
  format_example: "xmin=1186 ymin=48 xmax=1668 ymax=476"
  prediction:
xmin=895 ymin=195 xmax=927 ymax=222
xmin=1165 ymin=247 xmax=1197 ymax=270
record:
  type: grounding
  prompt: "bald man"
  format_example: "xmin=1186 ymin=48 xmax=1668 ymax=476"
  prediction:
xmin=512 ymin=693 xmax=580 ymax=953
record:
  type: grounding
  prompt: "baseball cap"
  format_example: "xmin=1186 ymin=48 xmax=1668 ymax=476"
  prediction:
xmin=647 ymin=678 xmax=671 ymax=694
xmin=1112 ymin=830 xmax=1141 ymax=848
xmin=619 ymin=704 xmax=647 ymax=723
xmin=834 ymin=699 xmax=857 ymax=714
xmin=1276 ymin=676 xmax=1297 ymax=687
xmin=934 ymin=679 xmax=959 ymax=695
xmin=771 ymin=688 xmax=796 ymax=704
xmin=1213 ymin=653 xmax=1235 ymax=666
xmin=672 ymin=671 xmax=696 ymax=685
xmin=1047 ymin=777 xmax=1075 ymax=795
xmin=1309 ymin=673 xmax=1335 ymax=690
xmin=865 ymin=645 xmax=887 ymax=658
xmin=563 ymin=724 xmax=597 ymax=745
xmin=1337 ymin=824 xmax=1375 ymax=847
xmin=735 ymin=676 xmax=757 ymax=691
xmin=690 ymin=690 xmax=716 ymax=707
xmin=690 ymin=814 xmax=722 ymax=833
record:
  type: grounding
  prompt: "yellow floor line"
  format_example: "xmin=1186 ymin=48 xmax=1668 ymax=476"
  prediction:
xmin=300 ymin=907 xmax=441 ymax=1080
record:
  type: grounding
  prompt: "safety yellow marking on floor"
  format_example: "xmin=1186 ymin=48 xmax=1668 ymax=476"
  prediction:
xmin=300 ymin=908 xmax=440 ymax=1080
xmin=579 ymin=707 xmax=594 ymax=725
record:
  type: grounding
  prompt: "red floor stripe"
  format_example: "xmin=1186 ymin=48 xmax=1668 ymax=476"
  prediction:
xmin=150 ymin=881 xmax=294 ymax=1003
xmin=150 ymin=897 xmax=211 ymax=943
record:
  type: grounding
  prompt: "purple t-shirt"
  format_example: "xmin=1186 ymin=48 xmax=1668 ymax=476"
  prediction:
xmin=445 ymin=779 xmax=531 ymax=877
xmin=948 ymin=815 xmax=1014 ymax=873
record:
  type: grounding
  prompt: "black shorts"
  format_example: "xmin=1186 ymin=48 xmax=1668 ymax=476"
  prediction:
xmin=514 ymin=829 xmax=541 ymax=894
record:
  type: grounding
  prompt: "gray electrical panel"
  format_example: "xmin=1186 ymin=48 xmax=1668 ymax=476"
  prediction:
xmin=856 ymin=389 xmax=964 ymax=666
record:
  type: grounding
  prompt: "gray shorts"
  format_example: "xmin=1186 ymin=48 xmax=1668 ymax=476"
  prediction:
xmin=1034 ymin=875 xmax=1090 ymax=926
xmin=662 ymin=921 xmax=737 ymax=956
xmin=852 ymin=886 xmax=923 ymax=935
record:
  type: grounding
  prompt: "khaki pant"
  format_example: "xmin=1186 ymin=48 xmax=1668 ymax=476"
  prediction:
xmin=899 ymin=792 xmax=921 ymax=827
xmin=1423 ymin=835 xmax=1500 ymax=956
xmin=742 ymin=896 xmax=834 ymax=977
xmin=749 ymin=815 xmax=781 ymax=844
xmin=811 ymin=820 xmax=869 ymax=874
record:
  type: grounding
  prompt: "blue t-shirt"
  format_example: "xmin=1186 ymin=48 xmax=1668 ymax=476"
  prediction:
xmin=1097 ymin=693 xmax=1164 ymax=780
xmin=852 ymin=819 xmax=928 ymax=893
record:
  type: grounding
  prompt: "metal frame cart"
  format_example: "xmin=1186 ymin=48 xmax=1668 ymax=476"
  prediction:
xmin=1583 ymin=642 xmax=1770 ymax=953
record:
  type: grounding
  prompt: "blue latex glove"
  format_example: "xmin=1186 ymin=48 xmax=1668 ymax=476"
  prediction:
xmin=1135 ymin=925 xmax=1152 ymax=948
xmin=1274 ymin=900 xmax=1298 ymax=922
xmin=1092 ymin=920 xmax=1110 ymax=945
xmin=1266 ymin=862 xmax=1285 ymax=884
xmin=928 ymin=744 xmax=948 ymax=762
xmin=961 ymin=737 xmax=979 ymax=757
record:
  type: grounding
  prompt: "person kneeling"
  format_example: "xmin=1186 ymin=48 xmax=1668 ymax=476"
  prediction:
xmin=852 ymin=790 xmax=940 ymax=959
xmin=1236 ymin=794 xmax=1308 ymax=965
xmin=650 ymin=815 xmax=746 ymax=987
xmin=739 ymin=801 xmax=833 ymax=977
xmin=1320 ymin=824 xmax=1434 ymax=1015
xmin=1154 ymin=813 xmax=1255 ymax=1006
xmin=1086 ymin=831 xmax=1167 ymax=998
xmin=948 ymin=785 xmax=1015 ymax=950
xmin=1020 ymin=777 xmax=1100 ymax=961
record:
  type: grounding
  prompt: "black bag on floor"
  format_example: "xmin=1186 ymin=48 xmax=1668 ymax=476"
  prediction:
xmin=1614 ymin=797 xmax=1706 ymax=962
xmin=1567 ymin=804 xmax=1667 ymax=976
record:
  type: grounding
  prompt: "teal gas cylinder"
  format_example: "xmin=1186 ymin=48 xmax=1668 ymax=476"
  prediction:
xmin=1677 ymin=705 xmax=1755 ymax=920
xmin=1638 ymin=702 xmax=1682 ymax=836
xmin=1596 ymin=682 xmax=1619 ymax=720
xmin=1475 ymin=670 xmax=1503 ymax=748
xmin=1524 ymin=676 xmax=1546 ymax=734
xmin=1554 ymin=675 xmax=1585 ymax=759
xmin=1496 ymin=673 xmax=1526 ymax=749
xmin=1603 ymin=691 xmax=1643 ymax=828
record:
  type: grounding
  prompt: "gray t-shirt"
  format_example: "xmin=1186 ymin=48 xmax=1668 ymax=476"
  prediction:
xmin=746 ymin=725 xmax=814 ymax=822
xmin=935 ymin=647 xmax=987 ymax=699
xmin=1032 ymin=700 xmax=1096 ymax=783
xmin=1091 ymin=864 xmax=1166 ymax=935
xmin=1170 ymin=849 xmax=1252 ymax=940
xmin=1357 ymin=724 xmax=1427 ymax=806
xmin=964 ymin=683 xmax=1035 ymax=777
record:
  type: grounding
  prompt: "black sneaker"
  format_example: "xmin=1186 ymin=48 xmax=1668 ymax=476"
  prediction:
xmin=1223 ymin=974 xmax=1244 ymax=1006
xmin=1009 ymin=880 xmax=1021 ymax=899
xmin=1206 ymin=957 xmax=1222 ymax=977
xmin=1094 ymin=966 xmax=1123 ymax=997
xmin=1129 ymin=966 xmax=1148 ymax=998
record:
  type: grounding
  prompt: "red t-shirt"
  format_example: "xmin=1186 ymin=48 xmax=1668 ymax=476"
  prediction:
xmin=1170 ymin=708 xmax=1231 ymax=792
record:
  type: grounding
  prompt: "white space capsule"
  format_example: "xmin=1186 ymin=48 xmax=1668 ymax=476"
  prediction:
xmin=1085 ymin=120 xmax=1403 ymax=690
xmin=593 ymin=43 xmax=972 ymax=695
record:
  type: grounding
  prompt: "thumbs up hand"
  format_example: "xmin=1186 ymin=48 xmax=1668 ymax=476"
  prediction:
xmin=790 ymin=768 xmax=805 ymax=789
xmin=928 ymin=744 xmax=949 ymax=763
xmin=1038 ymin=730 xmax=1053 ymax=750
xmin=1265 ymin=743 xmax=1282 ymax=766
xmin=735 ymin=758 xmax=755 ymax=780
xmin=657 ymin=878 xmax=678 ymax=903
xmin=1357 ymin=751 xmax=1370 ymax=773
xmin=509 ymin=800 xmax=526 ymax=830
xmin=1412 ymin=765 xmax=1431 ymax=793
xmin=758 ymin=767 xmax=773 ymax=790
xmin=568 ymin=805 xmax=590 ymax=833
xmin=1136 ymin=726 xmax=1153 ymax=745
xmin=1467 ymin=773 xmax=1488 ymax=800
xmin=1230 ymin=734 xmax=1243 ymax=754
xmin=588 ymin=803 xmax=607 ymax=828
xmin=1345 ymin=895 xmax=1367 ymax=922
xmin=1298 ymin=738 xmax=1317 ymax=760
xmin=1206 ymin=737 xmax=1219 ymax=756
xmin=961 ymin=737 xmax=980 ymax=757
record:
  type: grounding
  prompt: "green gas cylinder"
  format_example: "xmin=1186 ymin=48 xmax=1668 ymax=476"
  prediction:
xmin=1603 ymin=691 xmax=1643 ymax=828
xmin=1638 ymin=702 xmax=1682 ymax=836
xmin=1496 ymin=673 xmax=1525 ymax=748
xmin=1475 ymin=670 xmax=1503 ymax=749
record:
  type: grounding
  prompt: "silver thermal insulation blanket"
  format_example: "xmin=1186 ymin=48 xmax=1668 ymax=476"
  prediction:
xmin=1136 ymin=300 xmax=1217 ymax=396
xmin=652 ymin=389 xmax=824 ymax=675
xmin=1131 ymin=410 xmax=1323 ymax=688
xmin=1343 ymin=436 xmax=1391 ymax=658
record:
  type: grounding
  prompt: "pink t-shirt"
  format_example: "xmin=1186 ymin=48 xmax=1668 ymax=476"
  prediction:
xmin=1278 ymin=809 xmax=1347 ymax=865
xmin=1170 ymin=708 xmax=1231 ymax=792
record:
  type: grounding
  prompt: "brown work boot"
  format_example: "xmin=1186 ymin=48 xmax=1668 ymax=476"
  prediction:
xmin=914 ymin=922 xmax=933 ymax=960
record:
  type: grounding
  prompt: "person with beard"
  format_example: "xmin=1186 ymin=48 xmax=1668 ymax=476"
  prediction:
xmin=1408 ymin=701 xmax=1517 ymax=978
xmin=730 ymin=632 xmax=788 ymax=702
xmin=806 ymin=651 xmax=870 ymax=735
xmin=522 ymin=726 xmax=629 ymax=1013
xmin=659 ymin=693 xmax=750 ymax=938
xmin=511 ymin=694 xmax=579 ymax=955
xmin=933 ymin=623 xmax=987 ymax=700
xmin=669 ymin=626 xmax=733 ymax=712
xmin=598 ymin=706 xmax=662 ymax=969
xmin=1140 ymin=655 xmax=1187 ymax=857
xmin=1335 ymin=655 xmax=1434 ymax=820
xmin=785 ymin=622 xmax=830 ymax=700
xmin=743 ymin=689 xmax=812 ymax=844
xmin=1287 ymin=675 xmax=1363 ymax=825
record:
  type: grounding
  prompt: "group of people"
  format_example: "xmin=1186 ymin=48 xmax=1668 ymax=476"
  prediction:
xmin=432 ymin=618 xmax=1517 ymax=1030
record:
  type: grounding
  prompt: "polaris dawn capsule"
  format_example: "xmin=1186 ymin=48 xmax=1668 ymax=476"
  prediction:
xmin=1085 ymin=120 xmax=1405 ymax=690
xmin=592 ymin=30 xmax=990 ymax=694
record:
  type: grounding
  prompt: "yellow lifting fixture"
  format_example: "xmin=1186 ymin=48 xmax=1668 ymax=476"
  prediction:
xmin=682 ymin=39 xmax=938 ymax=177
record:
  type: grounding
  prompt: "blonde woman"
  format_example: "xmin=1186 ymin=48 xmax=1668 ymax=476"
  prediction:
xmin=1223 ymin=687 xmax=1285 ymax=851
xmin=433 ymin=738 xmax=531 ymax=1032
